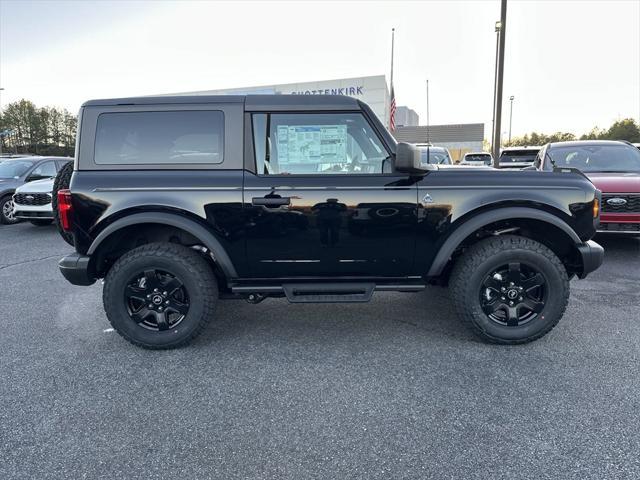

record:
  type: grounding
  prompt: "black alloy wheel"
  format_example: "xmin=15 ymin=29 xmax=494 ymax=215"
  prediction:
xmin=449 ymin=235 xmax=570 ymax=344
xmin=480 ymin=262 xmax=547 ymax=327
xmin=124 ymin=268 xmax=190 ymax=331
xmin=103 ymin=242 xmax=218 ymax=349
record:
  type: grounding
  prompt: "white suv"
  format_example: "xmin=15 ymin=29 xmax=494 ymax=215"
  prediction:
xmin=13 ymin=177 xmax=58 ymax=226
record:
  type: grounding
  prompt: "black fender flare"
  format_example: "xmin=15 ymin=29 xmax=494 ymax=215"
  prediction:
xmin=426 ymin=207 xmax=581 ymax=277
xmin=87 ymin=212 xmax=238 ymax=278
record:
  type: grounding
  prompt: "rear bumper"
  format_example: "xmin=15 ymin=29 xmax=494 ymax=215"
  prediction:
xmin=576 ymin=240 xmax=604 ymax=279
xmin=59 ymin=253 xmax=96 ymax=286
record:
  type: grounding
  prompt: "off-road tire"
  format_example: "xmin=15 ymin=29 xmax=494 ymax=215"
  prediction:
xmin=449 ymin=235 xmax=570 ymax=344
xmin=30 ymin=219 xmax=53 ymax=226
xmin=0 ymin=195 xmax=20 ymax=225
xmin=52 ymin=162 xmax=74 ymax=245
xmin=103 ymin=242 xmax=218 ymax=349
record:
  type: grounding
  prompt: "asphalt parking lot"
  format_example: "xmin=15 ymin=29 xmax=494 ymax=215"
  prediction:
xmin=1 ymin=223 xmax=639 ymax=480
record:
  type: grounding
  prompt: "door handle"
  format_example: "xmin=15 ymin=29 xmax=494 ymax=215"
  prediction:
xmin=252 ymin=197 xmax=291 ymax=207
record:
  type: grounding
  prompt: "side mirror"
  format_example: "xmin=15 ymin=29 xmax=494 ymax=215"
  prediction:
xmin=394 ymin=142 xmax=432 ymax=174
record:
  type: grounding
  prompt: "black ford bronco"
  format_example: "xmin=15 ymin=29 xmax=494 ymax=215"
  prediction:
xmin=56 ymin=95 xmax=603 ymax=348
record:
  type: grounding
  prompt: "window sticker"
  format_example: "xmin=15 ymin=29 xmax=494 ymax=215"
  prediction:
xmin=276 ymin=125 xmax=347 ymax=164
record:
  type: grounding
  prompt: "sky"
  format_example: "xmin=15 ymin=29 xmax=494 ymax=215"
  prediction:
xmin=0 ymin=0 xmax=639 ymax=138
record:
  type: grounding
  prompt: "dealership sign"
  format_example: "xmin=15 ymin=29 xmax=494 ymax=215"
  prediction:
xmin=288 ymin=86 xmax=364 ymax=96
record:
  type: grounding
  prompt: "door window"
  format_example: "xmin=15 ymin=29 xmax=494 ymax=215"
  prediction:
xmin=252 ymin=113 xmax=390 ymax=175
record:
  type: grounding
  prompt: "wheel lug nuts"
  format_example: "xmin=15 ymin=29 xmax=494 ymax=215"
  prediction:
xmin=147 ymin=294 xmax=151 ymax=298
xmin=501 ymin=287 xmax=506 ymax=292
xmin=165 ymin=301 xmax=170 ymax=305
xmin=501 ymin=296 xmax=506 ymax=301
xmin=148 ymin=304 xmax=153 ymax=308
xmin=158 ymin=307 xmax=163 ymax=311
xmin=509 ymin=282 xmax=514 ymax=286
xmin=163 ymin=291 xmax=167 ymax=296
xmin=518 ymin=296 xmax=523 ymax=301
xmin=509 ymin=301 xmax=514 ymax=306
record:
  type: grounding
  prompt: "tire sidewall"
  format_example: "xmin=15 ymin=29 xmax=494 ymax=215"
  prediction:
xmin=463 ymin=249 xmax=566 ymax=342
xmin=104 ymin=252 xmax=212 ymax=347
xmin=52 ymin=162 xmax=74 ymax=245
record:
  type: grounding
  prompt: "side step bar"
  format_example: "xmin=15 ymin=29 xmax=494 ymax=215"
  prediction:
xmin=231 ymin=282 xmax=425 ymax=304
xmin=283 ymin=283 xmax=375 ymax=303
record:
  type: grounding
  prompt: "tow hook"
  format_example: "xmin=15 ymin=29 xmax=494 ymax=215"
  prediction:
xmin=246 ymin=293 xmax=267 ymax=304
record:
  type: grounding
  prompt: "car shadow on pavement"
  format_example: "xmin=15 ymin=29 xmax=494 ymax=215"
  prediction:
xmin=191 ymin=286 xmax=478 ymax=350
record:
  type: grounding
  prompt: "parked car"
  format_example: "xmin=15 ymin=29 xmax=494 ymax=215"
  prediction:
xmin=13 ymin=159 xmax=72 ymax=225
xmin=499 ymin=146 xmax=541 ymax=169
xmin=57 ymin=94 xmax=602 ymax=349
xmin=415 ymin=144 xmax=453 ymax=165
xmin=460 ymin=152 xmax=493 ymax=166
xmin=0 ymin=156 xmax=73 ymax=224
xmin=535 ymin=140 xmax=640 ymax=235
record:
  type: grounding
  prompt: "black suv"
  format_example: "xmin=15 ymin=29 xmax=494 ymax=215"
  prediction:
xmin=57 ymin=95 xmax=603 ymax=348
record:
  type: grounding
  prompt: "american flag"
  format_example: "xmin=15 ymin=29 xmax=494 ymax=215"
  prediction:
xmin=389 ymin=85 xmax=396 ymax=131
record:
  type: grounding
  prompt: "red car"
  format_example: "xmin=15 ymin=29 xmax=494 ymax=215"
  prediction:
xmin=536 ymin=140 xmax=640 ymax=235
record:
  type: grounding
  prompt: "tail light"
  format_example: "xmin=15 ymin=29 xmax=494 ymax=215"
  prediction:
xmin=57 ymin=189 xmax=73 ymax=232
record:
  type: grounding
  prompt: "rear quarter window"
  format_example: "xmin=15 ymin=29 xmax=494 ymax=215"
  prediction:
xmin=94 ymin=111 xmax=224 ymax=165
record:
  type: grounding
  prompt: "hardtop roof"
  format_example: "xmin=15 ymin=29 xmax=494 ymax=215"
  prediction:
xmin=82 ymin=94 xmax=361 ymax=110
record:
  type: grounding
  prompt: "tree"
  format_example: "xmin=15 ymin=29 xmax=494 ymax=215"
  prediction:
xmin=505 ymin=119 xmax=640 ymax=147
xmin=602 ymin=118 xmax=640 ymax=142
xmin=0 ymin=99 xmax=77 ymax=156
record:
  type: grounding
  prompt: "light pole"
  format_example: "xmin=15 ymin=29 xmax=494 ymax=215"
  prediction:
xmin=491 ymin=0 xmax=507 ymax=167
xmin=0 ymin=87 xmax=4 ymax=155
xmin=508 ymin=95 xmax=514 ymax=143
xmin=426 ymin=79 xmax=430 ymax=143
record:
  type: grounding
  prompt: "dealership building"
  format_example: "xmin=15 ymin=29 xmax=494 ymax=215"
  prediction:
xmin=173 ymin=74 xmax=483 ymax=159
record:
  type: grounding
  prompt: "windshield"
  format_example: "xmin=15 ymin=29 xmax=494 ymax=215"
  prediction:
xmin=420 ymin=149 xmax=451 ymax=165
xmin=500 ymin=150 xmax=538 ymax=164
xmin=465 ymin=154 xmax=491 ymax=165
xmin=0 ymin=160 xmax=33 ymax=178
xmin=547 ymin=144 xmax=640 ymax=172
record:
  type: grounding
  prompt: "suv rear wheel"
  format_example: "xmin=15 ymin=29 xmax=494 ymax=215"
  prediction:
xmin=449 ymin=235 xmax=569 ymax=344
xmin=103 ymin=242 xmax=218 ymax=349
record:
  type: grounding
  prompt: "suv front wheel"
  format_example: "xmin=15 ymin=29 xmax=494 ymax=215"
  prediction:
xmin=103 ymin=242 xmax=218 ymax=349
xmin=0 ymin=195 xmax=20 ymax=225
xmin=450 ymin=235 xmax=570 ymax=344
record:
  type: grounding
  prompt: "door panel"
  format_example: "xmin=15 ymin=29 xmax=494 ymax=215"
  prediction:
xmin=244 ymin=173 xmax=417 ymax=277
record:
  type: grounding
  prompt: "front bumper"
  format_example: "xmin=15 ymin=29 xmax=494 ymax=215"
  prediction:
xmin=576 ymin=240 xmax=604 ymax=279
xmin=597 ymin=214 xmax=640 ymax=234
xmin=59 ymin=253 xmax=96 ymax=286
xmin=13 ymin=203 xmax=54 ymax=220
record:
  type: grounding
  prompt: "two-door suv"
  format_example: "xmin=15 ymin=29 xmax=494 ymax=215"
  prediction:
xmin=57 ymin=95 xmax=603 ymax=348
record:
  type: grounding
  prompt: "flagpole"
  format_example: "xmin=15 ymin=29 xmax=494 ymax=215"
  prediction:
xmin=390 ymin=28 xmax=395 ymax=88
xmin=389 ymin=28 xmax=396 ymax=131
